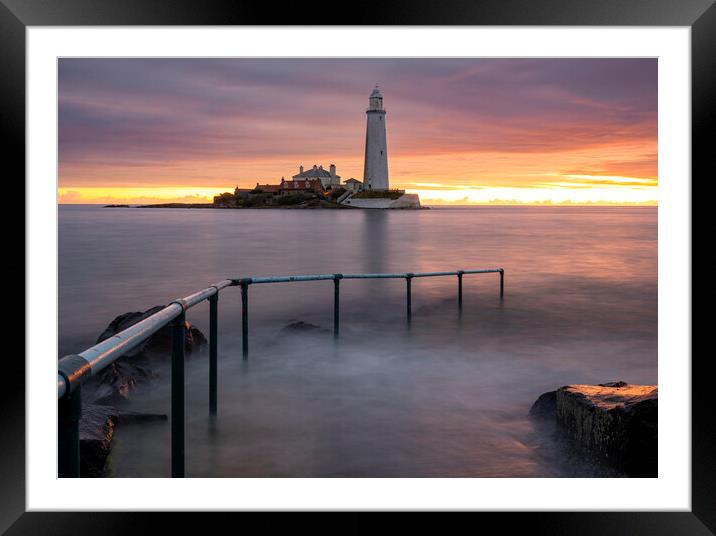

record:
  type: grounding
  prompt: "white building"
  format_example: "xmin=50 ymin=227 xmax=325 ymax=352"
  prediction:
xmin=291 ymin=164 xmax=341 ymax=189
xmin=363 ymin=86 xmax=389 ymax=191
xmin=343 ymin=178 xmax=363 ymax=192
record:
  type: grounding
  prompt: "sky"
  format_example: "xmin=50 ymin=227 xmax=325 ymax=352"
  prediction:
xmin=58 ymin=58 xmax=657 ymax=205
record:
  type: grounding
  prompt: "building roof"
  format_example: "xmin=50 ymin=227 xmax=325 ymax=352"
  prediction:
xmin=292 ymin=164 xmax=339 ymax=180
xmin=344 ymin=178 xmax=362 ymax=184
xmin=282 ymin=178 xmax=324 ymax=191
xmin=255 ymin=183 xmax=282 ymax=193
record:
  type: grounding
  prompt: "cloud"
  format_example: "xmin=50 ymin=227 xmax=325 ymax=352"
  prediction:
xmin=58 ymin=58 xmax=657 ymax=204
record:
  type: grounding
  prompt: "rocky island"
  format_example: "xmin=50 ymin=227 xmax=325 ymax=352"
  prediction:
xmin=105 ymin=88 xmax=423 ymax=210
xmin=104 ymin=184 xmax=424 ymax=210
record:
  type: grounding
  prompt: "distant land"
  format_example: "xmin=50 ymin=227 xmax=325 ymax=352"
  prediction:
xmin=104 ymin=185 xmax=427 ymax=210
xmin=104 ymin=196 xmax=354 ymax=210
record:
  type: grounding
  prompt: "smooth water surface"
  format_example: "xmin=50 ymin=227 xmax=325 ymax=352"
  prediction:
xmin=59 ymin=205 xmax=657 ymax=477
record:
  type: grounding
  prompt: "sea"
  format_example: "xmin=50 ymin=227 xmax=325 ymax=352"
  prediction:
xmin=58 ymin=204 xmax=657 ymax=477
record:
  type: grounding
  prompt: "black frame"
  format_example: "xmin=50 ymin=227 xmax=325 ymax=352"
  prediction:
xmin=4 ymin=0 xmax=710 ymax=533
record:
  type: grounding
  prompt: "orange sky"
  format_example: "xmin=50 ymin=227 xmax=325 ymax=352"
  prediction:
xmin=58 ymin=58 xmax=657 ymax=205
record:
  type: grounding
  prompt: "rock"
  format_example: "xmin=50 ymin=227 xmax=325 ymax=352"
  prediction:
xmin=78 ymin=404 xmax=168 ymax=477
xmin=75 ymin=306 xmax=207 ymax=474
xmin=96 ymin=306 xmax=207 ymax=358
xmin=529 ymin=389 xmax=558 ymax=420
xmin=86 ymin=360 xmax=157 ymax=405
xmin=85 ymin=306 xmax=207 ymax=403
xmin=116 ymin=410 xmax=168 ymax=423
xmin=530 ymin=382 xmax=657 ymax=477
xmin=79 ymin=403 xmax=119 ymax=477
xmin=280 ymin=321 xmax=321 ymax=334
xmin=599 ymin=381 xmax=628 ymax=388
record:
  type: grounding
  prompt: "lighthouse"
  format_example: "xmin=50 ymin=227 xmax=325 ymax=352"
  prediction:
xmin=363 ymin=86 xmax=389 ymax=191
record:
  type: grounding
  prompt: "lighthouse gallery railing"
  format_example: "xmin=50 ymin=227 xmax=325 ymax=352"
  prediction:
xmin=57 ymin=268 xmax=504 ymax=478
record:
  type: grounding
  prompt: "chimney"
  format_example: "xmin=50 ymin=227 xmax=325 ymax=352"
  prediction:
xmin=329 ymin=164 xmax=336 ymax=178
xmin=299 ymin=165 xmax=303 ymax=174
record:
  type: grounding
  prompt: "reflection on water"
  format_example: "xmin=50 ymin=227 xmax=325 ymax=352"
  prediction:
xmin=59 ymin=205 xmax=657 ymax=477
xmin=361 ymin=210 xmax=388 ymax=274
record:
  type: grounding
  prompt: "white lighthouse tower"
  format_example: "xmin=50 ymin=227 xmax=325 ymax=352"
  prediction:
xmin=363 ymin=86 xmax=389 ymax=191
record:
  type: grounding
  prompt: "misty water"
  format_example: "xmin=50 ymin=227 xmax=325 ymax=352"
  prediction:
xmin=59 ymin=205 xmax=657 ymax=477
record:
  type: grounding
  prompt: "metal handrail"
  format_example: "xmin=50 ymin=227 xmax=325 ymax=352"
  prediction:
xmin=235 ymin=269 xmax=503 ymax=285
xmin=56 ymin=268 xmax=503 ymax=478
xmin=56 ymin=279 xmax=233 ymax=400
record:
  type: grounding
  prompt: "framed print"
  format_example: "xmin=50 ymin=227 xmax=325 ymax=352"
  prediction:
xmin=4 ymin=0 xmax=711 ymax=533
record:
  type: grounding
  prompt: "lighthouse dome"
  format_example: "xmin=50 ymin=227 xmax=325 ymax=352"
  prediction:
xmin=368 ymin=85 xmax=384 ymax=111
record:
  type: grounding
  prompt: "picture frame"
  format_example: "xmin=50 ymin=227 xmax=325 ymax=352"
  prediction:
xmin=4 ymin=0 xmax=709 ymax=532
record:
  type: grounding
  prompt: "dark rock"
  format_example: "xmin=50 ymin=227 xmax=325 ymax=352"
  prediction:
xmin=78 ymin=404 xmax=168 ymax=477
xmin=620 ymin=397 xmax=657 ymax=477
xmin=85 ymin=306 xmax=207 ymax=403
xmin=598 ymin=381 xmax=628 ymax=388
xmin=529 ymin=389 xmax=558 ymax=419
xmin=117 ymin=410 xmax=168 ymax=423
xmin=79 ymin=404 xmax=118 ymax=477
xmin=530 ymin=382 xmax=657 ymax=477
xmin=86 ymin=360 xmax=157 ymax=405
xmin=280 ymin=321 xmax=321 ymax=334
xmin=96 ymin=306 xmax=207 ymax=358
xmin=76 ymin=306 xmax=207 ymax=474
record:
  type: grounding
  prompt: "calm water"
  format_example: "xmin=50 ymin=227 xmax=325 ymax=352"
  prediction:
xmin=59 ymin=205 xmax=657 ymax=477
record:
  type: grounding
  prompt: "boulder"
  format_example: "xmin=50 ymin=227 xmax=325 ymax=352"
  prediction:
xmin=530 ymin=382 xmax=657 ymax=477
xmin=75 ymin=306 xmax=206 ymax=475
xmin=85 ymin=306 xmax=207 ymax=404
xmin=116 ymin=410 xmax=168 ymax=423
xmin=529 ymin=389 xmax=558 ymax=420
xmin=79 ymin=403 xmax=118 ymax=477
xmin=96 ymin=305 xmax=207 ymax=358
xmin=86 ymin=360 xmax=157 ymax=405
xmin=280 ymin=321 xmax=322 ymax=334
xmin=79 ymin=403 xmax=167 ymax=477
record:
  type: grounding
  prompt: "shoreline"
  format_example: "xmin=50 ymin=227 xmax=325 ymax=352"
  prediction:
xmin=104 ymin=202 xmax=355 ymax=209
xmin=103 ymin=201 xmax=430 ymax=210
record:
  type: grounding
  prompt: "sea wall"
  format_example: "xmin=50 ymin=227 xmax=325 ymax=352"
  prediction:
xmin=341 ymin=193 xmax=421 ymax=209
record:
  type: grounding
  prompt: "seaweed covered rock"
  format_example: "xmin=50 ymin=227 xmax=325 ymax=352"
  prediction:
xmin=96 ymin=305 xmax=207 ymax=358
xmin=85 ymin=306 xmax=207 ymax=403
xmin=79 ymin=404 xmax=167 ymax=477
xmin=79 ymin=404 xmax=118 ymax=477
xmin=530 ymin=382 xmax=657 ymax=477
xmin=74 ymin=305 xmax=205 ymax=475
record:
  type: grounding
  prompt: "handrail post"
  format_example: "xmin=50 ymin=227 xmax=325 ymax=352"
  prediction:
xmin=171 ymin=309 xmax=186 ymax=478
xmin=405 ymin=273 xmax=414 ymax=323
xmin=240 ymin=279 xmax=250 ymax=359
xmin=58 ymin=385 xmax=81 ymax=478
xmin=333 ymin=274 xmax=342 ymax=338
xmin=457 ymin=270 xmax=464 ymax=310
xmin=208 ymin=293 xmax=218 ymax=416
xmin=499 ymin=269 xmax=504 ymax=299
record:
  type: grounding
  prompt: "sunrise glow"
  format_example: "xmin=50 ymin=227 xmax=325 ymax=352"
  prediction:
xmin=59 ymin=58 xmax=657 ymax=205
